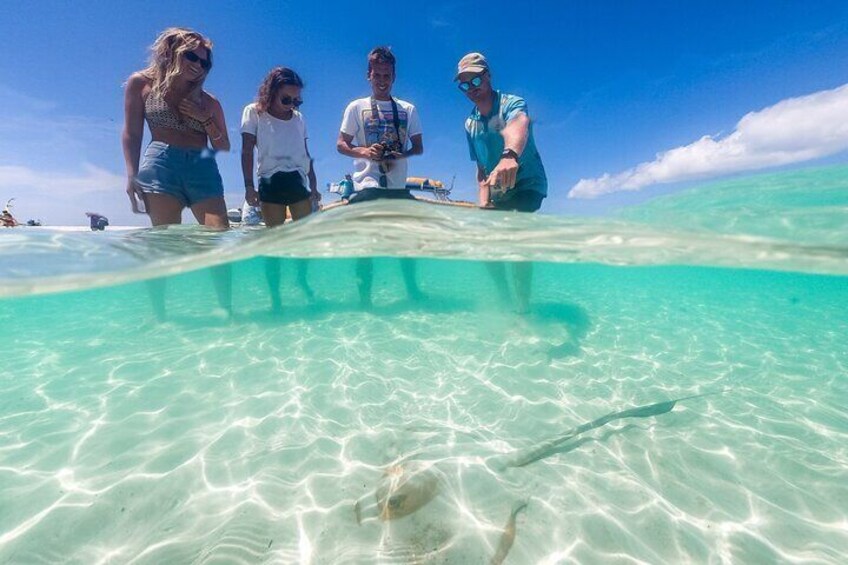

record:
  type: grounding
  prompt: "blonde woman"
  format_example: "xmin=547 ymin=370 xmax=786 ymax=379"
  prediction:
xmin=122 ymin=28 xmax=232 ymax=320
xmin=122 ymin=27 xmax=230 ymax=227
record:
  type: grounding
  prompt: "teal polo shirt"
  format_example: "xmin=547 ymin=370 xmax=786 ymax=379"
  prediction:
xmin=464 ymin=91 xmax=547 ymax=196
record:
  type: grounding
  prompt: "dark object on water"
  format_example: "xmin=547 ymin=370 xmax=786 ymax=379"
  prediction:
xmin=86 ymin=212 xmax=109 ymax=231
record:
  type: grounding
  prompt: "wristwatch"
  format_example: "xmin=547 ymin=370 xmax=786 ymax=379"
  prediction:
xmin=501 ymin=148 xmax=519 ymax=160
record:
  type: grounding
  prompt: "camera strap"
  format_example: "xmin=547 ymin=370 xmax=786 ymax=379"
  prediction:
xmin=370 ymin=96 xmax=402 ymax=187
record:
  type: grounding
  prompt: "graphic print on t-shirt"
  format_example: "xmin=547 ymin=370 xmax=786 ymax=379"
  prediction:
xmin=362 ymin=104 xmax=409 ymax=150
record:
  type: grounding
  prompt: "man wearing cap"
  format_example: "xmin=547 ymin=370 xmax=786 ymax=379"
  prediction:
xmin=456 ymin=52 xmax=547 ymax=211
xmin=456 ymin=52 xmax=547 ymax=313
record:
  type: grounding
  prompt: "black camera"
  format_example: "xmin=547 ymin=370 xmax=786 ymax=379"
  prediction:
xmin=378 ymin=139 xmax=403 ymax=160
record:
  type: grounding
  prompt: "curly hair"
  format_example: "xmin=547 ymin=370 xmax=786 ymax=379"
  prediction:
xmin=255 ymin=67 xmax=304 ymax=114
xmin=141 ymin=27 xmax=213 ymax=96
xmin=367 ymin=46 xmax=395 ymax=74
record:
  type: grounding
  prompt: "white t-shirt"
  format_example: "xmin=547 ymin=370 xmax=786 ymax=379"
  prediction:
xmin=241 ymin=103 xmax=311 ymax=184
xmin=339 ymin=96 xmax=422 ymax=190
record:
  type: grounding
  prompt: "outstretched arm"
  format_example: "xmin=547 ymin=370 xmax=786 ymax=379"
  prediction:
xmin=485 ymin=112 xmax=530 ymax=191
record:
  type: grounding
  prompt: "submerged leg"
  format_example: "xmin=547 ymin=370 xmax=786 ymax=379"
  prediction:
xmin=265 ymin=257 xmax=283 ymax=313
xmin=210 ymin=264 xmax=232 ymax=318
xmin=486 ymin=261 xmax=512 ymax=307
xmin=146 ymin=277 xmax=167 ymax=322
xmin=400 ymin=258 xmax=423 ymax=301
xmin=356 ymin=258 xmax=373 ymax=307
xmin=295 ymin=259 xmax=315 ymax=303
xmin=511 ymin=262 xmax=532 ymax=314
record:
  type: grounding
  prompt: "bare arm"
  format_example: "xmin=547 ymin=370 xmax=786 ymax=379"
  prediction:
xmin=337 ymin=131 xmax=382 ymax=161
xmin=501 ymin=112 xmax=530 ymax=156
xmin=122 ymin=73 xmax=147 ymax=212
xmin=485 ymin=112 xmax=530 ymax=191
xmin=205 ymin=96 xmax=230 ymax=152
xmin=122 ymin=74 xmax=146 ymax=178
xmin=305 ymin=139 xmax=320 ymax=200
xmin=477 ymin=165 xmax=491 ymax=207
xmin=403 ymin=134 xmax=423 ymax=158
xmin=241 ymin=133 xmax=258 ymax=206
xmin=179 ymin=93 xmax=230 ymax=151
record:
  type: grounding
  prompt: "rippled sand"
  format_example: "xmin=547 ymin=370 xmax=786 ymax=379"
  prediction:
xmin=1 ymin=256 xmax=846 ymax=563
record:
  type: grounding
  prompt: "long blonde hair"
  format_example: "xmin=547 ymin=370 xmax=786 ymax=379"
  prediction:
xmin=142 ymin=27 xmax=213 ymax=96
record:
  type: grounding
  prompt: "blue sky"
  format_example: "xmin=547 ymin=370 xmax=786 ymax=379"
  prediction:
xmin=1 ymin=0 xmax=847 ymax=225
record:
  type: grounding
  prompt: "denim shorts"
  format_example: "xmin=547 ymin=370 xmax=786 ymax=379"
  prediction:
xmin=135 ymin=141 xmax=224 ymax=207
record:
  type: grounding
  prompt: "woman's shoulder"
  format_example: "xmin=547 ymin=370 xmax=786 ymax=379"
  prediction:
xmin=126 ymin=72 xmax=152 ymax=91
xmin=201 ymin=90 xmax=222 ymax=107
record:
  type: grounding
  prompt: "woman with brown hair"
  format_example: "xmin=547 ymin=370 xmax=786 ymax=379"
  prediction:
xmin=122 ymin=27 xmax=230 ymax=227
xmin=241 ymin=67 xmax=320 ymax=226
xmin=241 ymin=67 xmax=320 ymax=311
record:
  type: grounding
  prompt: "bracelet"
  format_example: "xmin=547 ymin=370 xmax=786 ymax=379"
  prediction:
xmin=202 ymin=117 xmax=214 ymax=128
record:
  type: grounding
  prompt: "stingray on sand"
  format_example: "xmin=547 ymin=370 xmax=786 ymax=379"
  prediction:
xmin=354 ymin=394 xmax=714 ymax=562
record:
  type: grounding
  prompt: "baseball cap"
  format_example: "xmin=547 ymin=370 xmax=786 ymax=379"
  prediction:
xmin=455 ymin=52 xmax=489 ymax=80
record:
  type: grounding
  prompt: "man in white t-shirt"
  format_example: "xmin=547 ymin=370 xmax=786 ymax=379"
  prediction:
xmin=337 ymin=46 xmax=423 ymax=201
xmin=336 ymin=46 xmax=425 ymax=305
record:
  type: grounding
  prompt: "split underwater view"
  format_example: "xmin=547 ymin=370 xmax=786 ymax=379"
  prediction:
xmin=1 ymin=166 xmax=847 ymax=563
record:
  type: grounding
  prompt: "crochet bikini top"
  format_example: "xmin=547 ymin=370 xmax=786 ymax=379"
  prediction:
xmin=144 ymin=91 xmax=206 ymax=134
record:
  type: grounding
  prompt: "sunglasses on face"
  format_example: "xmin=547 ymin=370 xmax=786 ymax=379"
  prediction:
xmin=183 ymin=51 xmax=211 ymax=71
xmin=458 ymin=75 xmax=484 ymax=92
xmin=280 ymin=96 xmax=303 ymax=108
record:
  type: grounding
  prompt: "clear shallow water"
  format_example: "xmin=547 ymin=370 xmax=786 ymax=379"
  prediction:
xmin=1 ymin=167 xmax=847 ymax=563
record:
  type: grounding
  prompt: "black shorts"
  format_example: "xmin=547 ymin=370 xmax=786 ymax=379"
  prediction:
xmin=491 ymin=190 xmax=545 ymax=213
xmin=259 ymin=171 xmax=310 ymax=205
xmin=347 ymin=187 xmax=416 ymax=204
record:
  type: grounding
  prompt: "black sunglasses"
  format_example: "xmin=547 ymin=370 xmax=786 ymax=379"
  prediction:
xmin=280 ymin=96 xmax=303 ymax=108
xmin=183 ymin=51 xmax=211 ymax=71
xmin=458 ymin=75 xmax=484 ymax=92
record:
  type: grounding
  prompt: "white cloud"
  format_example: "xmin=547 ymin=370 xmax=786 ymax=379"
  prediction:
xmin=569 ymin=83 xmax=848 ymax=199
xmin=0 ymin=163 xmax=124 ymax=196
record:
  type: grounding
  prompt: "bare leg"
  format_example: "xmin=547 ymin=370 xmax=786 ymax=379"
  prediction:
xmin=289 ymin=199 xmax=316 ymax=301
xmin=145 ymin=193 xmax=183 ymax=226
xmin=143 ymin=193 xmax=183 ymax=322
xmin=261 ymin=202 xmax=288 ymax=228
xmin=486 ymin=261 xmax=512 ymax=306
xmin=265 ymin=257 xmax=283 ymax=313
xmin=190 ymin=196 xmax=229 ymax=229
xmin=356 ymin=258 xmax=373 ymax=307
xmin=400 ymin=259 xmax=423 ymax=300
xmin=191 ymin=197 xmax=232 ymax=317
xmin=146 ymin=277 xmax=167 ymax=322
xmin=288 ymin=198 xmax=313 ymax=221
xmin=512 ymin=262 xmax=532 ymax=315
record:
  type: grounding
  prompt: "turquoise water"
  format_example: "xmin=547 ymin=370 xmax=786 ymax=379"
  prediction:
xmin=1 ymin=167 xmax=847 ymax=563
